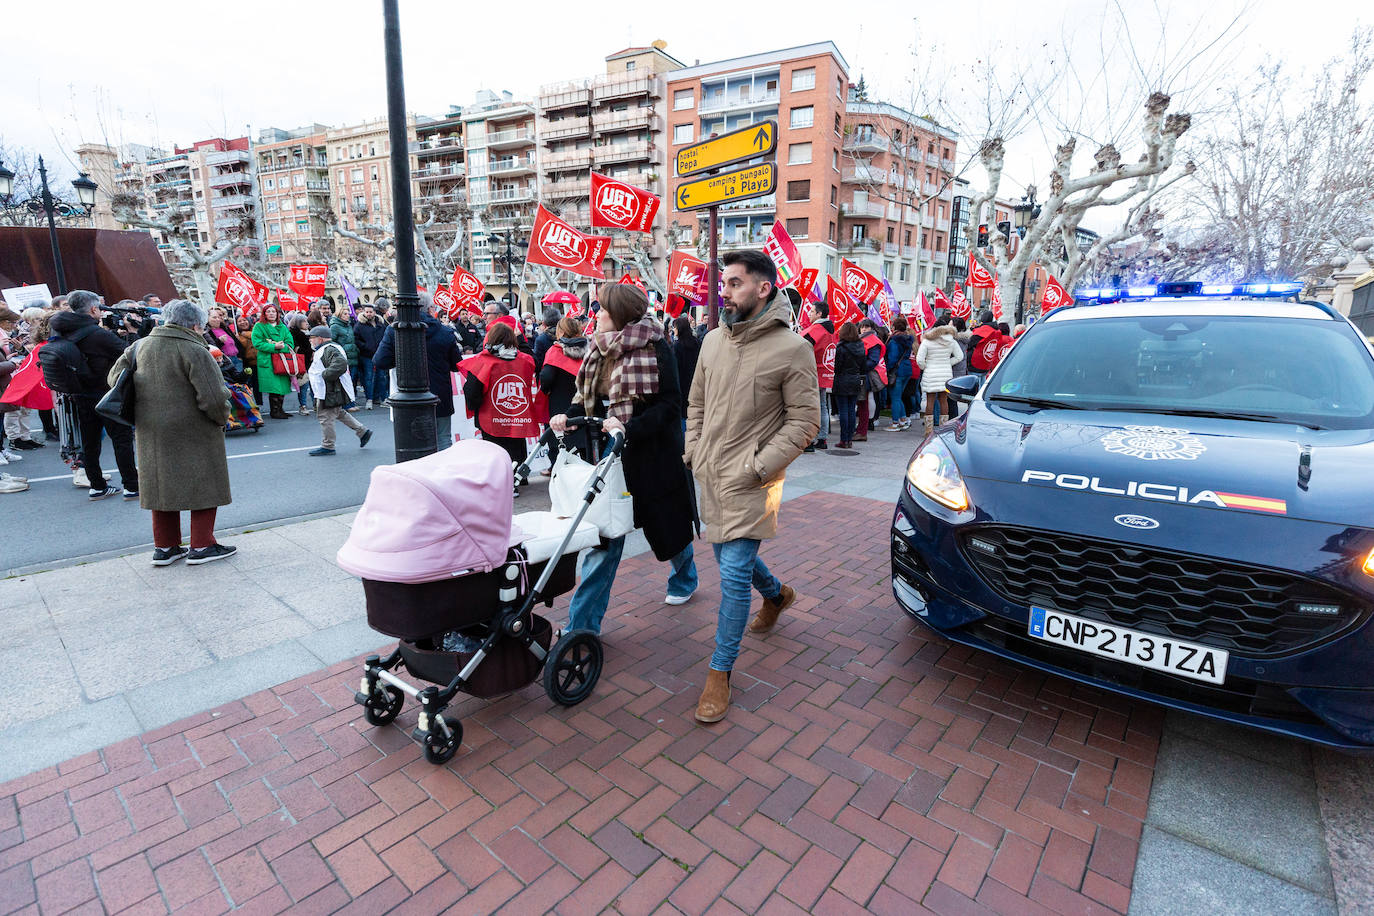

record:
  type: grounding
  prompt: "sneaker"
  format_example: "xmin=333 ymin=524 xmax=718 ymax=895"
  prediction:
xmin=11 ymin=439 xmax=42 ymax=450
xmin=73 ymin=468 xmax=89 ymax=488
xmin=151 ymin=545 xmax=189 ymax=566
xmin=89 ymin=486 xmax=120 ymax=501
xmin=0 ymin=449 xmax=21 ymax=462
xmin=122 ymin=489 xmax=139 ymax=501
xmin=665 ymin=591 xmax=695 ymax=606
xmin=365 ymin=399 xmax=374 ymax=410
xmin=298 ymin=406 xmax=309 ymax=416
xmin=1 ymin=471 xmax=27 ymax=483
xmin=0 ymin=477 xmax=27 ymax=493
xmin=883 ymin=422 xmax=904 ymax=431
xmin=814 ymin=439 xmax=828 ymax=450
xmin=359 ymin=429 xmax=373 ymax=448
xmin=186 ymin=543 xmax=237 ymax=565
xmin=308 ymin=447 xmax=336 ymax=456
xmin=803 ymin=444 xmax=815 ymax=453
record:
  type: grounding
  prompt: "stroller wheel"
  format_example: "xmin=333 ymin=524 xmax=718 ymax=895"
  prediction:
xmin=422 ymin=719 xmax=462 ymax=764
xmin=362 ymin=685 xmax=404 ymax=726
xmin=543 ymin=630 xmax=604 ymax=707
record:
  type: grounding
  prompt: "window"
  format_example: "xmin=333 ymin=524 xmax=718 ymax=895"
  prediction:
xmin=673 ymin=89 xmax=694 ymax=111
xmin=295 ymin=196 xmax=307 ymax=209
xmin=899 ymin=263 xmax=909 ymax=282
xmin=886 ymin=227 xmax=895 ymax=243
xmin=834 ymin=113 xmax=841 ymax=135
xmin=337 ymin=170 xmax=346 ymax=186
xmin=854 ymin=124 xmax=874 ymax=142
xmin=829 ymin=221 xmax=836 ymax=242
xmin=789 ymin=106 xmax=814 ymax=129
xmin=351 ymin=168 xmax=363 ymax=182
xmin=786 ymin=217 xmax=808 ymax=239
xmin=264 ymin=178 xmax=275 ymax=190
xmin=837 ymin=76 xmax=844 ymax=97
xmin=786 ymin=179 xmax=810 ymax=202
xmin=791 ymin=67 xmax=815 ymax=92
xmin=371 ymin=166 xmax=379 ymax=181
xmin=905 ymin=230 xmax=912 ymax=246
xmin=851 ymin=224 xmax=866 ymax=243
xmin=292 ymin=174 xmax=304 ymax=186
xmin=788 ymin=142 xmax=812 ymax=165
xmin=673 ymin=123 xmax=694 ymax=144
xmin=265 ymin=200 xmax=278 ymax=212
xmin=284 ymin=221 xmax=294 ymax=234
xmin=268 ymin=222 xmax=280 ymax=236
xmin=830 ymin=185 xmax=837 ymax=205
xmin=626 ymin=61 xmax=636 ymax=71
xmin=280 ymin=198 xmax=291 ymax=211
xmin=832 ymin=150 xmax=839 ymax=171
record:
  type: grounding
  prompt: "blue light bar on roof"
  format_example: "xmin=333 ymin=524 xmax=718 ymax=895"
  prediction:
xmin=1128 ymin=286 xmax=1157 ymax=297
xmin=1202 ymin=284 xmax=1237 ymax=295
xmin=1073 ymin=280 xmax=1304 ymax=301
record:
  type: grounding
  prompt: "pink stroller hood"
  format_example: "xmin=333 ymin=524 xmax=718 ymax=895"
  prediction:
xmin=337 ymin=440 xmax=525 ymax=584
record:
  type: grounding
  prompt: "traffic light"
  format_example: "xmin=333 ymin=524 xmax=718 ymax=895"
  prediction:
xmin=977 ymin=224 xmax=989 ymax=246
xmin=997 ymin=221 xmax=1011 ymax=243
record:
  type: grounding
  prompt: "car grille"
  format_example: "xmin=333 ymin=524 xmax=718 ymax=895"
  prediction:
xmin=960 ymin=526 xmax=1369 ymax=657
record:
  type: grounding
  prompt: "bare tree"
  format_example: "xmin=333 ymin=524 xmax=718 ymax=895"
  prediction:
xmin=109 ymin=190 xmax=236 ymax=302
xmin=605 ymin=230 xmax=665 ymax=297
xmin=0 ymin=141 xmax=83 ymax=228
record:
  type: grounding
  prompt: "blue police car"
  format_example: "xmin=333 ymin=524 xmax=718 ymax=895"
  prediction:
xmin=891 ymin=283 xmax=1374 ymax=748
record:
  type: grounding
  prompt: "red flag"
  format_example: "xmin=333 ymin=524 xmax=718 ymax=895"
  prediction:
xmin=798 ymin=300 xmax=814 ymax=331
xmin=796 ymin=268 xmax=820 ymax=303
xmin=878 ymin=296 xmax=893 ymax=326
xmin=991 ymin=285 xmax=1004 ymax=321
xmin=276 ymin=289 xmax=300 ymax=311
xmin=917 ymin=290 xmax=935 ymax=330
xmin=433 ymin=285 xmax=462 ymax=320
xmin=1041 ymin=273 xmax=1070 ymax=313
xmin=826 ymin=276 xmax=864 ymax=327
xmin=840 ymin=259 xmax=884 ymax=305
xmin=528 ymin=205 xmax=611 ymax=279
xmin=667 ymin=249 xmax=709 ymax=302
xmin=618 ymin=274 xmax=647 ymax=293
xmin=566 ymin=299 xmax=585 ymax=319
xmin=288 ymin=263 xmax=328 ymax=300
xmin=764 ymin=222 xmax=803 ymax=288
xmin=590 ymin=172 xmax=661 ymax=233
xmin=215 ymin=260 xmax=269 ymax=316
xmin=665 ymin=293 xmax=688 ymax=319
xmin=450 ymin=264 xmax=486 ymax=313
xmin=968 ymin=256 xmax=996 ymax=289
xmin=931 ymin=287 xmax=952 ymax=312
xmin=949 ymin=283 xmax=971 ymax=319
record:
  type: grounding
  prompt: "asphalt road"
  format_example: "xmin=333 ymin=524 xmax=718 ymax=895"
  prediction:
xmin=2 ymin=406 xmax=405 ymax=573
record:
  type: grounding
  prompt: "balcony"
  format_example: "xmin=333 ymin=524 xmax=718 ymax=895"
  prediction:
xmin=210 ymin=193 xmax=252 ymax=209
xmin=844 ymin=135 xmax=889 ymax=153
xmin=208 ymin=170 xmax=252 ymax=189
xmin=205 ymin=149 xmax=250 ymax=167
xmin=150 ymin=177 xmax=191 ymax=191
xmin=594 ymin=73 xmax=660 ymax=101
xmin=214 ymin=214 xmax=245 ymax=230
xmin=413 ymin=136 xmax=464 ymax=157
xmin=151 ymin=200 xmax=194 ymax=212
xmin=594 ymin=142 xmax=654 ymax=165
xmin=414 ymin=163 xmax=466 ymax=181
xmin=306 ymin=180 xmax=331 ymax=192
xmin=486 ymin=128 xmax=533 ymax=150
xmin=541 ymin=119 xmax=592 ymax=142
xmin=592 ymin=109 xmax=659 ymax=133
xmin=884 ymin=242 xmax=899 ymax=256
xmin=620 ymin=172 xmax=661 ymax=194
xmin=488 ymin=185 xmax=536 ymax=203
xmin=542 ymin=178 xmax=591 ymax=200
xmin=147 ymin=155 xmax=189 ymax=172
xmin=538 ymin=84 xmax=590 ymax=111
xmin=699 ymin=90 xmax=780 ymax=114
xmin=841 ymin=166 xmax=885 ymax=185
xmin=719 ymin=193 xmax=775 ymax=213
xmin=416 ymin=190 xmax=468 ymax=208
xmin=488 ymin=156 xmax=537 ymax=176
xmin=542 ymin=148 xmax=592 ymax=171
xmin=841 ymin=200 xmax=885 ymax=219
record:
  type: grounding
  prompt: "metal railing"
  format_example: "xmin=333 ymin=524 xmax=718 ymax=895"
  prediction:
xmin=541 ymin=120 xmax=592 ymax=141
xmin=844 ymin=135 xmax=889 ymax=153
xmin=485 ymin=128 xmax=533 ymax=146
xmin=542 ymin=179 xmax=591 ymax=199
xmin=488 ymin=185 xmax=536 ymax=202
xmin=842 ymin=200 xmax=886 ymax=218
xmin=208 ymin=171 xmax=251 ymax=188
xmin=542 ymin=148 xmax=593 ymax=170
xmin=841 ymin=166 xmax=884 ymax=185
xmin=594 ymin=143 xmax=653 ymax=164
xmin=205 ymin=149 xmax=250 ymax=166
xmin=489 ymin=156 xmax=537 ymax=175
xmin=592 ymin=109 xmax=658 ymax=131
xmin=414 ymin=163 xmax=467 ymax=180
xmin=699 ymin=90 xmax=779 ymax=113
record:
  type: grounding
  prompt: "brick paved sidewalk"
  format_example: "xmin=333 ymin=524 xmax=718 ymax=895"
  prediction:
xmin=0 ymin=492 xmax=1162 ymax=914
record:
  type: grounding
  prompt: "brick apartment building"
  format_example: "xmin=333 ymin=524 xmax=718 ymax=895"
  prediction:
xmin=254 ymin=125 xmax=332 ymax=265
xmin=666 ymin=42 xmax=851 ymax=278
xmin=325 ymin=117 xmax=410 ymax=264
xmin=461 ymin=91 xmax=539 ymax=299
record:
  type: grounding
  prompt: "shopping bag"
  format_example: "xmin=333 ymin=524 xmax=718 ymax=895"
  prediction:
xmin=271 ymin=352 xmax=303 ymax=375
xmin=548 ymin=445 xmax=635 ymax=539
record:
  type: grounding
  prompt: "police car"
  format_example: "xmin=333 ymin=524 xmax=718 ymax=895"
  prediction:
xmin=890 ymin=282 xmax=1374 ymax=748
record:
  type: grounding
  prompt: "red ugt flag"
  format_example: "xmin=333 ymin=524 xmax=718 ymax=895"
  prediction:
xmin=764 ymin=221 xmax=803 ymax=289
xmin=667 ymin=249 xmax=709 ymax=302
xmin=931 ymin=287 xmax=952 ymax=312
xmin=949 ymin=283 xmax=971 ymax=319
xmin=826 ymin=276 xmax=864 ymax=327
xmin=840 ymin=259 xmax=884 ymax=305
xmin=450 ymin=264 xmax=486 ymax=313
xmin=1041 ymin=273 xmax=1071 ymax=313
xmin=528 ymin=205 xmax=611 ymax=279
xmin=618 ymin=274 xmax=647 ymax=292
xmin=795 ymin=268 xmax=821 ymax=303
xmin=967 ymin=256 xmax=996 ymax=289
xmin=215 ymin=260 xmax=269 ymax=317
xmin=288 ymin=263 xmax=328 ymax=299
xmin=590 ymin=172 xmax=661 ymax=233
xmin=990 ymin=285 xmax=1004 ymax=321
xmin=432 ymin=285 xmax=461 ymax=320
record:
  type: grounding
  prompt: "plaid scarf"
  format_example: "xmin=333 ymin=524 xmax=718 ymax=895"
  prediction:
xmin=575 ymin=315 xmax=662 ymax=423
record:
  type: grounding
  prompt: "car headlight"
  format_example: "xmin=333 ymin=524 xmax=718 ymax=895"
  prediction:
xmin=905 ymin=436 xmax=970 ymax=511
xmin=1363 ymin=547 xmax=1374 ymax=577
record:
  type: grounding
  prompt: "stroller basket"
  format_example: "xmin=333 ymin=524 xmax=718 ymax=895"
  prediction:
xmin=399 ymin=613 xmax=553 ymax=698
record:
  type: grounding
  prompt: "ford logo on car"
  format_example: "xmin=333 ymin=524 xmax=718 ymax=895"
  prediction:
xmin=1114 ymin=514 xmax=1160 ymax=530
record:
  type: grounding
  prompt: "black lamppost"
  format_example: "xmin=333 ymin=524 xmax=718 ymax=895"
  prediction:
xmin=1011 ymin=185 xmax=1040 ymax=324
xmin=0 ymin=157 xmax=98 ymax=295
xmin=380 ymin=0 xmax=438 ymax=462
xmin=492 ymin=228 xmax=527 ymax=314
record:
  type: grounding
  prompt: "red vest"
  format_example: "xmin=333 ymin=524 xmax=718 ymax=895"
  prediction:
xmin=542 ymin=343 xmax=583 ymax=377
xmin=802 ymin=324 xmax=836 ymax=389
xmin=969 ymin=325 xmax=1000 ymax=371
xmin=993 ymin=336 xmax=1014 ymax=368
xmin=461 ymin=350 xmax=541 ymax=438
xmin=862 ymin=332 xmax=888 ymax=386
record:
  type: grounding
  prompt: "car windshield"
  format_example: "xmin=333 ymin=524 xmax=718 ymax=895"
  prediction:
xmin=987 ymin=315 xmax=1374 ymax=430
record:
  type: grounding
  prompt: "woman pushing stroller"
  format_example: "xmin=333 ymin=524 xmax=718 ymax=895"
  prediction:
xmin=549 ymin=282 xmax=699 ymax=633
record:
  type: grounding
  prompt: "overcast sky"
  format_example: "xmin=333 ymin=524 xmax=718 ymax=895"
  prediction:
xmin=4 ymin=0 xmax=1365 ymax=230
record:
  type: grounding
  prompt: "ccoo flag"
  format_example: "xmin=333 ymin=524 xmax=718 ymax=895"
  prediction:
xmin=763 ymin=221 xmax=803 ymax=289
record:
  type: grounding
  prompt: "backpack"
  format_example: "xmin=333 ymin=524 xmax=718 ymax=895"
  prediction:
xmin=968 ymin=326 xmax=999 ymax=371
xmin=39 ymin=326 xmax=98 ymax=394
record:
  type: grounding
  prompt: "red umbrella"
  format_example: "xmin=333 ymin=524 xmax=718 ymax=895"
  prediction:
xmin=542 ymin=290 xmax=579 ymax=305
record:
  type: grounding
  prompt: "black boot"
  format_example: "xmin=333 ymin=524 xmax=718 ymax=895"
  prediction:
xmin=269 ymin=394 xmax=292 ymax=419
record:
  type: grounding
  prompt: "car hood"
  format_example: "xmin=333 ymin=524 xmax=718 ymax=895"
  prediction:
xmin=951 ymin=404 xmax=1374 ymax=525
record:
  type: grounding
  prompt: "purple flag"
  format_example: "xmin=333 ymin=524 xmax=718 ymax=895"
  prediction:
xmin=881 ymin=274 xmax=898 ymax=313
xmin=866 ymin=300 xmax=883 ymax=324
xmin=341 ymin=275 xmax=359 ymax=319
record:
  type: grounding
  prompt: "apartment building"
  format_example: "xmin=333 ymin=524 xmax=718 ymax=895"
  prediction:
xmin=325 ymin=116 xmax=409 ymax=260
xmin=839 ymin=100 xmax=959 ymax=298
xmin=667 ymin=42 xmax=850 ymax=277
xmin=463 ymin=90 xmax=539 ymax=296
xmin=413 ymin=108 xmax=467 ymax=215
xmin=538 ymin=42 xmax=683 ymax=282
xmin=255 ymin=125 xmax=332 ymax=265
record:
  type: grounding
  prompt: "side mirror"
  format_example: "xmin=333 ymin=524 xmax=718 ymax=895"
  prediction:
xmin=946 ymin=375 xmax=981 ymax=402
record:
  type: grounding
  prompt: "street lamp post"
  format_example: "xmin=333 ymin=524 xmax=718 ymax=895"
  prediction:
xmin=0 ymin=157 xmax=98 ymax=295
xmin=1011 ymin=185 xmax=1039 ymax=325
xmin=493 ymin=228 xmax=527 ymax=314
xmin=380 ymin=0 xmax=438 ymax=462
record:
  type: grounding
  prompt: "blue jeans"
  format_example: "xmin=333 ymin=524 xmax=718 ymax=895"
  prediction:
xmin=710 ymin=539 xmax=781 ymax=672
xmin=371 ymin=362 xmax=391 ymax=404
xmin=888 ymin=368 xmax=912 ymax=422
xmin=357 ymin=356 xmax=375 ymax=400
xmin=436 ymin=414 xmax=451 ymax=450
xmin=835 ymin=394 xmax=858 ymax=443
xmin=815 ymin=388 xmax=831 ymax=443
xmin=568 ymin=539 xmax=697 ymax=634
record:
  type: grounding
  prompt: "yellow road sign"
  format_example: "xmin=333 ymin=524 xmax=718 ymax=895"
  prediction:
xmin=674 ymin=163 xmax=776 ymax=212
xmin=675 ymin=121 xmax=777 ymax=178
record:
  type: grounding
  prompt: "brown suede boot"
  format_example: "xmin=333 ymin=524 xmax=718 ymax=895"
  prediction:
xmin=694 ymin=668 xmax=731 ymax=723
xmin=748 ymin=584 xmax=796 ymax=633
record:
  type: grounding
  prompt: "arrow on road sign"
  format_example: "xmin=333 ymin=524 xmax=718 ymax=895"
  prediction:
xmin=753 ymin=127 xmax=769 ymax=150
xmin=678 ymin=186 xmax=691 ymax=207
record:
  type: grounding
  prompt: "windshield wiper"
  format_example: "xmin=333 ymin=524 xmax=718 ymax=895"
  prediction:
xmin=987 ymin=394 xmax=1085 ymax=410
xmin=1125 ymin=406 xmax=1327 ymax=429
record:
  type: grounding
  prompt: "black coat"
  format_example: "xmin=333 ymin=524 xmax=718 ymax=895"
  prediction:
xmin=352 ymin=318 xmax=386 ymax=358
xmin=567 ymin=337 xmax=697 ymax=561
xmin=672 ymin=334 xmax=700 ymax=418
xmin=48 ymin=311 xmax=127 ymax=396
xmin=532 ymin=330 xmax=555 ymax=373
xmin=832 ymin=339 xmax=867 ymax=398
xmin=538 ymin=364 xmax=579 ymax=419
xmin=373 ymin=314 xmax=461 ymax=417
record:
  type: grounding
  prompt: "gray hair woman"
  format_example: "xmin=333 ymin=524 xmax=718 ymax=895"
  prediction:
xmin=108 ymin=298 xmax=237 ymax=566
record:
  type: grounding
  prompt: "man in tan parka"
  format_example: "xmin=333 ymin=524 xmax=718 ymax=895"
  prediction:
xmin=685 ymin=249 xmax=819 ymax=723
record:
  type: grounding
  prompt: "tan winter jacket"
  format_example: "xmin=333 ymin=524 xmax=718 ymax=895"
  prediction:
xmin=685 ymin=294 xmax=820 ymax=543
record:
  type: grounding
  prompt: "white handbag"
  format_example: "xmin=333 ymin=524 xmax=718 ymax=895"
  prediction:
xmin=548 ymin=444 xmax=636 ymax=539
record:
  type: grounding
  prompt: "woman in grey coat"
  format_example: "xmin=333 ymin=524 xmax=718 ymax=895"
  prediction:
xmin=109 ymin=299 xmax=237 ymax=566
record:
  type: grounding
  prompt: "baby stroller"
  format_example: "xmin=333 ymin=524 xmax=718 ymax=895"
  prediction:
xmin=337 ymin=418 xmax=624 ymax=764
xmin=216 ymin=356 xmax=262 ymax=433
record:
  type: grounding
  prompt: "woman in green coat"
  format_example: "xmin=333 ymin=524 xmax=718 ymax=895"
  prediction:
xmin=251 ymin=305 xmax=295 ymax=419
